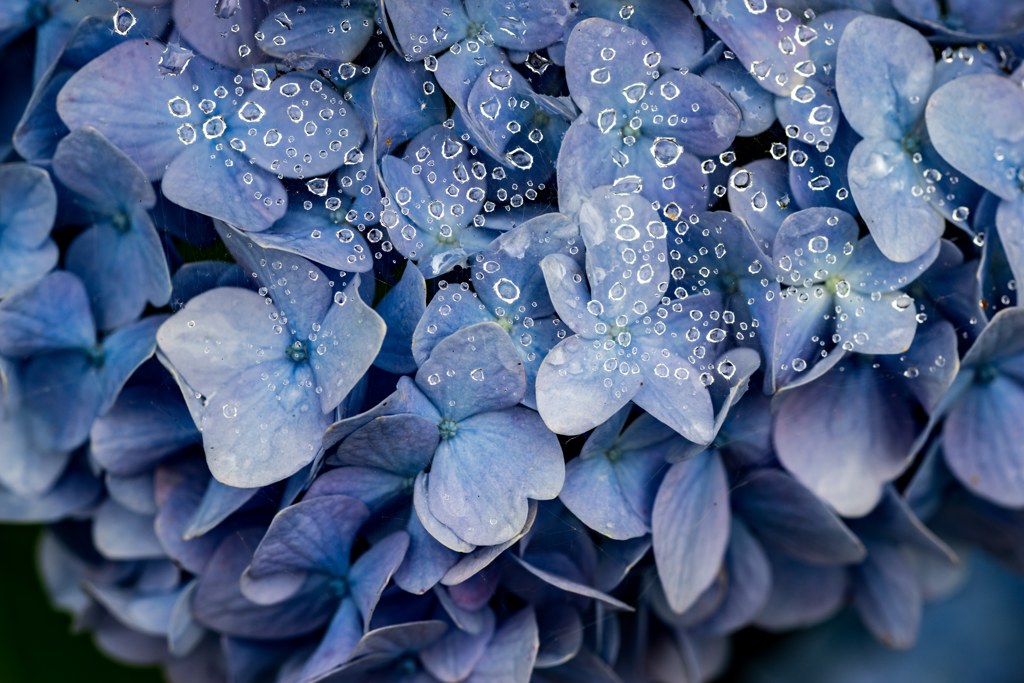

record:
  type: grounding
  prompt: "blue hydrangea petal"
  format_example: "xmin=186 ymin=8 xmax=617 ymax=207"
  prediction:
xmin=435 ymin=43 xmax=510 ymax=110
xmin=996 ymin=196 xmax=1024 ymax=287
xmin=173 ymin=0 xmax=265 ymax=68
xmin=309 ymin=279 xmax=385 ymax=413
xmin=511 ymin=555 xmax=633 ymax=611
xmin=411 ymin=292 xmax=494 ymax=370
xmin=774 ymin=362 xmax=916 ymax=517
xmin=582 ymin=0 xmax=702 ymax=70
xmin=194 ymin=528 xmax=336 ymax=639
xmin=162 ymin=145 xmax=288 ymax=231
xmin=579 ymin=190 xmax=669 ymax=321
xmin=788 ymin=117 xmax=860 ymax=213
xmin=92 ymin=498 xmax=164 ymax=560
xmin=90 ymin=386 xmax=199 ymax=476
xmin=244 ymin=204 xmax=373 ymax=273
xmin=699 ymin=519 xmax=771 ymax=636
xmin=702 ymin=58 xmax=776 ymax=137
xmin=415 ymin=322 xmax=526 ymax=421
xmin=302 ymin=598 xmax=370 ymax=683
xmin=0 ymin=459 xmax=101 ymax=523
xmin=242 ymin=495 xmax=369 ymax=604
xmin=199 ymin=362 xmax=330 ymax=487
xmin=690 ymin=0 xmax=811 ymax=98
xmin=440 ymin=500 xmax=538 ymax=584
xmin=540 ymin=253 xmax=602 ymax=337
xmin=535 ymin=336 xmax=641 ymax=435
xmin=847 ymin=138 xmax=945 ymax=263
xmin=926 ymin=74 xmax=1024 ymax=203
xmin=465 ymin=0 xmax=574 ymax=52
xmin=641 ymin=71 xmax=741 ymax=155
xmin=427 ymin=407 xmax=563 ymax=546
xmin=372 ymin=53 xmax=448 ymax=152
xmin=843 ymin=234 xmax=939 ymax=294
xmin=383 ymin=0 xmax=470 ymax=56
xmin=559 ymin=410 xmax=667 ymax=539
xmin=349 ymin=531 xmax=410 ymax=629
xmin=943 ymin=374 xmax=1024 ymax=507
xmin=256 ymin=1 xmax=375 ymax=63
xmin=244 ymin=73 xmax=366 ymax=180
xmin=0 ymin=271 xmax=94 ymax=356
xmin=332 ymin=414 xmax=438 ymax=476
xmin=0 ymin=166 xmax=58 ymax=299
xmin=57 ymin=40 xmax=198 ymax=180
xmin=394 ymin=513 xmax=461 ymax=594
xmin=652 ymin=451 xmax=730 ymax=614
xmin=52 ymin=127 xmax=155 ymax=211
xmin=754 ymin=552 xmax=847 ymax=630
xmin=768 ymin=285 xmax=841 ymax=392
xmin=850 ymin=542 xmax=922 ymax=649
xmin=774 ymin=207 xmax=859 ymax=278
xmin=420 ymin=606 xmax=495 ymax=681
xmin=564 ymin=18 xmax=658 ymax=119
xmin=727 ymin=159 xmax=794 ymax=252
xmin=466 ymin=608 xmax=539 ymax=683
xmin=414 ymin=473 xmax=476 ymax=553
xmin=66 ymin=212 xmax=172 ymax=331
xmin=87 ymin=582 xmax=181 ymax=637
xmin=733 ymin=469 xmax=866 ymax=565
xmin=835 ymin=289 xmax=919 ymax=355
xmin=534 ymin=608 xmax=583 ymax=668
xmin=835 ymin=16 xmax=933 ymax=140
xmin=157 ymin=287 xmax=289 ymax=398
xmin=632 ymin=343 xmax=715 ymax=445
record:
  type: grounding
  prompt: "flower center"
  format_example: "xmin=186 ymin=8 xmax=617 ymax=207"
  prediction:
xmin=438 ymin=418 xmax=458 ymax=440
xmin=328 ymin=576 xmax=349 ymax=598
xmin=975 ymin=364 xmax=997 ymax=384
xmin=286 ymin=340 xmax=309 ymax=363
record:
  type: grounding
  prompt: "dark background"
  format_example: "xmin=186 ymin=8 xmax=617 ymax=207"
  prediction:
xmin=0 ymin=525 xmax=162 ymax=683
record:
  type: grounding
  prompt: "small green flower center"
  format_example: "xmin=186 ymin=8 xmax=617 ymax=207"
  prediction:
xmin=328 ymin=576 xmax=349 ymax=598
xmin=111 ymin=211 xmax=131 ymax=233
xmin=438 ymin=418 xmax=458 ymax=440
xmin=975 ymin=364 xmax=997 ymax=384
xmin=286 ymin=340 xmax=309 ymax=363
xmin=496 ymin=316 xmax=514 ymax=333
xmin=606 ymin=447 xmax=622 ymax=462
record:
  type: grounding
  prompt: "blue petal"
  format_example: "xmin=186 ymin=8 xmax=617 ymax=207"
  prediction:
xmin=243 ymin=495 xmax=369 ymax=604
xmin=583 ymin=0 xmax=702 ymax=70
xmin=733 ymin=469 xmax=866 ymax=564
xmin=376 ymin=264 xmax=427 ymax=374
xmin=464 ymin=0 xmax=573 ymax=52
xmin=301 ymin=598 xmax=366 ymax=682
xmin=511 ymin=555 xmax=633 ymax=611
xmin=702 ymin=58 xmax=776 ymax=137
xmin=412 ymin=289 xmax=496 ymax=366
xmin=52 ymin=127 xmax=155 ymax=211
xmin=184 ymin=476 xmax=259 ymax=540
xmin=754 ymin=552 xmax=847 ymax=630
xmin=834 ymin=289 xmax=919 ymax=356
xmin=943 ymin=374 xmax=1024 ymax=507
xmin=699 ymin=519 xmax=771 ymax=636
xmin=774 ymin=361 xmax=916 ymax=516
xmin=564 ymin=18 xmax=657 ymax=119
xmin=244 ymin=72 xmax=367 ymax=180
xmin=578 ymin=189 xmax=669 ymax=321
xmin=256 ymin=1 xmax=375 ymax=63
xmin=788 ymin=117 xmax=860 ymax=213
xmin=835 ymin=16 xmax=934 ymax=140
xmin=426 ymin=407 xmax=563 ymax=546
xmin=560 ymin=407 xmax=667 ymax=539
xmin=926 ymin=74 xmax=1024 ymax=202
xmin=0 ymin=270 xmax=94 ymax=358
xmin=57 ymin=40 xmax=201 ymax=180
xmin=350 ymin=532 xmax=411 ymax=628
xmin=0 ymin=163 xmax=58 ymax=298
xmin=65 ymin=211 xmax=172 ymax=331
xmin=420 ymin=607 xmax=495 ymax=681
xmin=310 ymin=277 xmax=385 ymax=413
xmin=727 ymin=159 xmax=794 ymax=249
xmin=690 ymin=0 xmax=811 ymax=97
xmin=843 ymin=234 xmax=939 ymax=294
xmin=394 ymin=512 xmax=460 ymax=594
xmin=632 ymin=340 xmax=716 ymax=445
xmin=774 ymin=207 xmax=859 ymax=279
xmin=850 ymin=543 xmax=922 ymax=649
xmin=332 ymin=413 xmax=438 ymax=477
xmin=0 ymin=459 xmax=100 ymax=523
xmin=415 ymin=322 xmax=526 ymax=421
xmin=243 ymin=203 xmax=372 ymax=273
xmin=641 ymin=71 xmax=741 ymax=155
xmin=161 ymin=145 xmax=288 ymax=231
xmin=847 ymin=138 xmax=945 ymax=262
xmin=92 ymin=499 xmax=164 ymax=560
xmin=173 ymin=0 xmax=266 ymax=68
xmin=997 ymin=196 xmax=1024 ymax=288
xmin=652 ymin=451 xmax=730 ymax=613
xmin=383 ymin=0 xmax=470 ymax=55
xmin=372 ymin=53 xmax=448 ymax=152
xmin=535 ymin=335 xmax=641 ymax=435
xmin=466 ymin=608 xmax=539 ymax=683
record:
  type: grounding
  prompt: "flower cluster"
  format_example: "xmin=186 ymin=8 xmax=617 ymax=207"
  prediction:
xmin=1 ymin=0 xmax=1024 ymax=681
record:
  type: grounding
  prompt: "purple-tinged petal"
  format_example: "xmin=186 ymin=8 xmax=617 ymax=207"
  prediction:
xmin=257 ymin=1 xmax=375 ymax=64
xmin=836 ymin=16 xmax=934 ymax=140
xmin=926 ymin=74 xmax=1024 ymax=203
xmin=174 ymin=0 xmax=266 ymax=68
xmin=92 ymin=499 xmax=164 ymax=560
xmin=564 ymin=18 xmax=658 ymax=119
xmin=733 ymin=469 xmax=866 ymax=564
xmin=416 ymin=322 xmax=526 ymax=420
xmin=466 ymin=608 xmax=539 ymax=683
xmin=699 ymin=519 xmax=771 ymax=636
xmin=420 ymin=607 xmax=495 ymax=682
xmin=774 ymin=361 xmax=916 ymax=517
xmin=652 ymin=452 xmax=730 ymax=614
xmin=850 ymin=542 xmax=922 ymax=649
xmin=350 ymin=531 xmax=410 ymax=628
xmin=754 ymin=552 xmax=847 ymax=630
xmin=376 ymin=264 xmax=427 ymax=374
